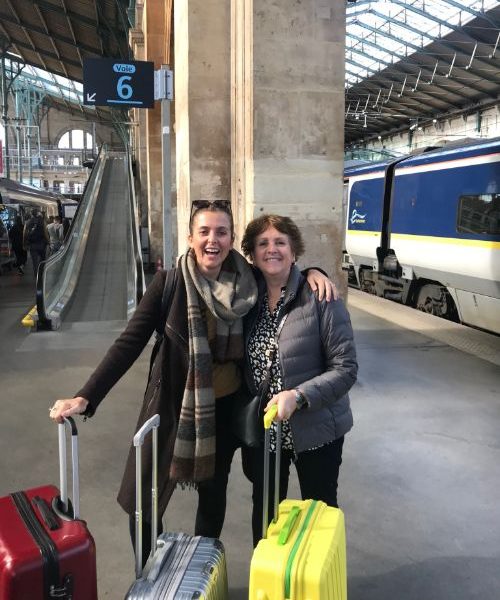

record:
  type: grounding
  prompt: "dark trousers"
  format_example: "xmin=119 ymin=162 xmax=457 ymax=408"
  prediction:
xmin=13 ymin=248 xmax=27 ymax=268
xmin=29 ymin=245 xmax=47 ymax=277
xmin=242 ymin=436 xmax=344 ymax=546
xmin=129 ymin=392 xmax=240 ymax=567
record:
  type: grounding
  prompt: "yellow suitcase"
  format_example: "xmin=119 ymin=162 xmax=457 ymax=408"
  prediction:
xmin=248 ymin=407 xmax=347 ymax=600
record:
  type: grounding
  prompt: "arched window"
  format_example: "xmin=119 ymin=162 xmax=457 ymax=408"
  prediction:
xmin=58 ymin=130 xmax=93 ymax=150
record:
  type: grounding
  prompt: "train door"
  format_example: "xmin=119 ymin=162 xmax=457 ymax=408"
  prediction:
xmin=0 ymin=204 xmax=17 ymax=271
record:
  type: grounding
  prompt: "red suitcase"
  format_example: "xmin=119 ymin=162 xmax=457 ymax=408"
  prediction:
xmin=0 ymin=417 xmax=97 ymax=599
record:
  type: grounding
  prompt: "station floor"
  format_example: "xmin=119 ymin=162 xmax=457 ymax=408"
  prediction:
xmin=1 ymin=263 xmax=499 ymax=599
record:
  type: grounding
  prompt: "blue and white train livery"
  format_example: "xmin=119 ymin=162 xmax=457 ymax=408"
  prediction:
xmin=342 ymin=137 xmax=500 ymax=335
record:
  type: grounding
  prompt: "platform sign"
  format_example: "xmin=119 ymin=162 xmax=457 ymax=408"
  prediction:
xmin=83 ymin=58 xmax=154 ymax=108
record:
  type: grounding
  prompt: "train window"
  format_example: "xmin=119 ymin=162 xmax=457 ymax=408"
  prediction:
xmin=457 ymin=194 xmax=500 ymax=235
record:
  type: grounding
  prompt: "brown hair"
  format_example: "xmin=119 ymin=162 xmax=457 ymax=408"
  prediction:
xmin=189 ymin=200 xmax=234 ymax=238
xmin=241 ymin=214 xmax=305 ymax=259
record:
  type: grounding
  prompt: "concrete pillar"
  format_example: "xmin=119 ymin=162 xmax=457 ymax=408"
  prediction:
xmin=174 ymin=0 xmax=231 ymax=248
xmin=231 ymin=0 xmax=346 ymax=289
xmin=143 ymin=0 xmax=165 ymax=266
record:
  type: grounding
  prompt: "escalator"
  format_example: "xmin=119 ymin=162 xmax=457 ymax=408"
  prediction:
xmin=35 ymin=147 xmax=144 ymax=330
xmin=65 ymin=157 xmax=129 ymax=322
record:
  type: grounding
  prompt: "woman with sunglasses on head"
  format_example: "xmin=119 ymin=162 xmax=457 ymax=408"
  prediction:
xmin=240 ymin=214 xmax=358 ymax=547
xmin=48 ymin=200 xmax=336 ymax=565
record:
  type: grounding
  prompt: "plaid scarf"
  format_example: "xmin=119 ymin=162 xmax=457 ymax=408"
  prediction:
xmin=169 ymin=249 xmax=257 ymax=484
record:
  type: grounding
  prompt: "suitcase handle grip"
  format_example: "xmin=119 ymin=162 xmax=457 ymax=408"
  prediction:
xmin=134 ymin=414 xmax=160 ymax=446
xmin=145 ymin=538 xmax=176 ymax=583
xmin=58 ymin=417 xmax=79 ymax=519
xmin=264 ymin=405 xmax=278 ymax=429
xmin=33 ymin=496 xmax=61 ymax=531
xmin=278 ymin=506 xmax=301 ymax=545
xmin=133 ymin=414 xmax=160 ymax=579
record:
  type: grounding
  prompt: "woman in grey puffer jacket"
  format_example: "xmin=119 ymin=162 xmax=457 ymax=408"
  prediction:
xmin=240 ymin=214 xmax=358 ymax=546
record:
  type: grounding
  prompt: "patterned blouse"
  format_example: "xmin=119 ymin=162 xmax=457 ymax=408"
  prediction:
xmin=248 ymin=290 xmax=294 ymax=452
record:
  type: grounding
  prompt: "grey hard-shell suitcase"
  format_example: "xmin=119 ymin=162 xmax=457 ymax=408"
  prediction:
xmin=125 ymin=414 xmax=228 ymax=599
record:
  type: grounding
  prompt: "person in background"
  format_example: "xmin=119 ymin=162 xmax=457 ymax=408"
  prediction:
xmin=9 ymin=215 xmax=27 ymax=275
xmin=23 ymin=209 xmax=49 ymax=277
xmin=62 ymin=217 xmax=71 ymax=240
xmin=240 ymin=214 xmax=358 ymax=546
xmin=47 ymin=215 xmax=64 ymax=255
xmin=48 ymin=200 xmax=336 ymax=566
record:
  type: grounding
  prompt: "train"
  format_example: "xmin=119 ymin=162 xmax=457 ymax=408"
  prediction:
xmin=342 ymin=137 xmax=500 ymax=335
xmin=0 ymin=178 xmax=79 ymax=220
xmin=0 ymin=178 xmax=79 ymax=271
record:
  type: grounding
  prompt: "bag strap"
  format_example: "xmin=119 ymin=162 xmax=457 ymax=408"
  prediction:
xmin=155 ymin=268 xmax=178 ymax=338
xmin=259 ymin=312 xmax=289 ymax=393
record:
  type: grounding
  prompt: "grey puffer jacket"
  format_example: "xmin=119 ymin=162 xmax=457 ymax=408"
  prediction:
xmin=244 ymin=265 xmax=357 ymax=453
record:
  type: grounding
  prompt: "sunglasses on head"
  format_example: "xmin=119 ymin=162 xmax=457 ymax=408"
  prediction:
xmin=190 ymin=199 xmax=232 ymax=220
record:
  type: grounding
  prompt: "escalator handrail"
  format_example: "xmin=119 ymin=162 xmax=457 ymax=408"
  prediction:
xmin=126 ymin=148 xmax=145 ymax=313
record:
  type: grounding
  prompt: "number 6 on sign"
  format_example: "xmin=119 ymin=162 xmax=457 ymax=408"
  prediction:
xmin=83 ymin=58 xmax=154 ymax=108
xmin=117 ymin=76 xmax=133 ymax=100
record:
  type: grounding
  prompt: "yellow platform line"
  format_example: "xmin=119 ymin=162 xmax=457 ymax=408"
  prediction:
xmin=21 ymin=305 xmax=38 ymax=328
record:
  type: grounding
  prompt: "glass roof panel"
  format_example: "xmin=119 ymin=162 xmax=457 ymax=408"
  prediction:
xmin=346 ymin=0 xmax=499 ymax=88
xmin=5 ymin=58 xmax=84 ymax=106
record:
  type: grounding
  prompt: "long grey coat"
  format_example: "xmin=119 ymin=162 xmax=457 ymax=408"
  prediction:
xmin=244 ymin=266 xmax=357 ymax=453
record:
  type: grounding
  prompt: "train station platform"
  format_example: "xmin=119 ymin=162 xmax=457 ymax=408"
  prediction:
xmin=1 ymin=268 xmax=499 ymax=599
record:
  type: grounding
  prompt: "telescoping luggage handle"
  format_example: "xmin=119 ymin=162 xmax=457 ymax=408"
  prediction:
xmin=57 ymin=416 xmax=80 ymax=519
xmin=133 ymin=413 xmax=160 ymax=579
xmin=262 ymin=405 xmax=281 ymax=540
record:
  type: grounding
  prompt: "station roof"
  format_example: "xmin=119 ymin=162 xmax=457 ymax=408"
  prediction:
xmin=0 ymin=0 xmax=130 ymax=82
xmin=345 ymin=0 xmax=500 ymax=146
xmin=0 ymin=0 xmax=131 ymax=125
xmin=1 ymin=1 xmax=499 ymax=144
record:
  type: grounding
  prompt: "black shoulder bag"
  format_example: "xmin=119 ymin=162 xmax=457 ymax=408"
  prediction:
xmin=147 ymin=268 xmax=178 ymax=381
xmin=232 ymin=313 xmax=288 ymax=448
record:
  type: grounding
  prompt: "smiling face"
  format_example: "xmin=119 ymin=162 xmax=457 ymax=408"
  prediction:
xmin=251 ymin=226 xmax=295 ymax=284
xmin=188 ymin=210 xmax=234 ymax=279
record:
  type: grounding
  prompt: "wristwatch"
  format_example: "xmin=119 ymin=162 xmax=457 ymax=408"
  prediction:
xmin=294 ymin=388 xmax=308 ymax=410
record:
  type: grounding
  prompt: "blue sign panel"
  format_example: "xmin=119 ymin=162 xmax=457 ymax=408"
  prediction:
xmin=83 ymin=59 xmax=154 ymax=108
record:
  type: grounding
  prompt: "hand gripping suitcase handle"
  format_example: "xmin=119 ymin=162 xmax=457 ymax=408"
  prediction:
xmin=133 ymin=414 xmax=160 ymax=579
xmin=263 ymin=405 xmax=278 ymax=430
xmin=58 ymin=416 xmax=80 ymax=519
xmin=262 ymin=405 xmax=281 ymax=540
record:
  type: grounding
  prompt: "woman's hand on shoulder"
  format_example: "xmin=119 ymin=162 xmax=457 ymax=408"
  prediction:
xmin=306 ymin=269 xmax=338 ymax=302
xmin=49 ymin=397 xmax=89 ymax=424
xmin=265 ymin=390 xmax=297 ymax=422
